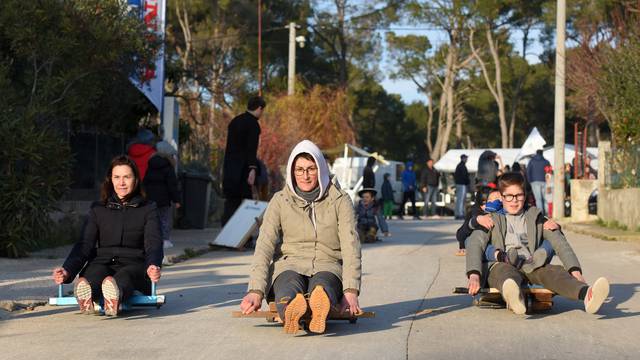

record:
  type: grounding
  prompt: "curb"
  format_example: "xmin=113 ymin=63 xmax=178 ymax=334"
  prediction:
xmin=561 ymin=223 xmax=640 ymax=242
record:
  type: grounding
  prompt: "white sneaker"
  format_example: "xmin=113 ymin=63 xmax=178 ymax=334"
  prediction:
xmin=163 ymin=240 xmax=174 ymax=249
xmin=584 ymin=277 xmax=610 ymax=314
xmin=502 ymin=278 xmax=526 ymax=315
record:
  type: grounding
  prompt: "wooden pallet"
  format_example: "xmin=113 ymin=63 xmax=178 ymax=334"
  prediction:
xmin=232 ymin=302 xmax=375 ymax=324
xmin=453 ymin=287 xmax=555 ymax=313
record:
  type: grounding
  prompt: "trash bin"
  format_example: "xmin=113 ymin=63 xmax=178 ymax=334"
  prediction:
xmin=180 ymin=171 xmax=213 ymax=229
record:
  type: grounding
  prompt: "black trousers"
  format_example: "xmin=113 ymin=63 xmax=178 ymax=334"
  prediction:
xmin=272 ymin=271 xmax=343 ymax=319
xmin=80 ymin=255 xmax=150 ymax=302
xmin=402 ymin=191 xmax=417 ymax=217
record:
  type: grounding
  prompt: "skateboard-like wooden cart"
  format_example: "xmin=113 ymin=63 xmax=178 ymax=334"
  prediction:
xmin=453 ymin=286 xmax=555 ymax=313
xmin=232 ymin=301 xmax=375 ymax=326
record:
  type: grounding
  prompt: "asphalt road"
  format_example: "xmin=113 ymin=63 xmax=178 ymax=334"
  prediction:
xmin=1 ymin=219 xmax=639 ymax=360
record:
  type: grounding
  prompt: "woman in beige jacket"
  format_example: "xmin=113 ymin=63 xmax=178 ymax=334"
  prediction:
xmin=240 ymin=140 xmax=362 ymax=334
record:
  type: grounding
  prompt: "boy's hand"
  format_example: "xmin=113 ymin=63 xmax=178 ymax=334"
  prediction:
xmin=477 ymin=214 xmax=494 ymax=230
xmin=52 ymin=267 xmax=69 ymax=285
xmin=543 ymin=219 xmax=559 ymax=231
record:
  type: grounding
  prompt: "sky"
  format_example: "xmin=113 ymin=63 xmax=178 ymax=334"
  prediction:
xmin=379 ymin=28 xmax=546 ymax=104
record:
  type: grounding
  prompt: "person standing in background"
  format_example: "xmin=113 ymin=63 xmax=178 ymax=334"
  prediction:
xmin=144 ymin=141 xmax=182 ymax=249
xmin=127 ymin=128 xmax=156 ymax=181
xmin=362 ymin=156 xmax=376 ymax=189
xmin=381 ymin=173 xmax=395 ymax=220
xmin=454 ymin=154 xmax=470 ymax=220
xmin=401 ymin=161 xmax=418 ymax=220
xmin=420 ymin=159 xmax=440 ymax=218
xmin=222 ymin=96 xmax=266 ymax=226
xmin=527 ymin=149 xmax=551 ymax=216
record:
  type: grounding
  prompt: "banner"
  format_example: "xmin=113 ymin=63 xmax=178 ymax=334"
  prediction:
xmin=128 ymin=0 xmax=166 ymax=111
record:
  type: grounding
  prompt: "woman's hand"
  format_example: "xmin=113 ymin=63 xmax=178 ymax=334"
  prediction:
xmin=52 ymin=267 xmax=69 ymax=285
xmin=240 ymin=292 xmax=263 ymax=314
xmin=147 ymin=265 xmax=161 ymax=283
xmin=476 ymin=215 xmax=494 ymax=230
xmin=340 ymin=292 xmax=362 ymax=316
xmin=468 ymin=273 xmax=481 ymax=296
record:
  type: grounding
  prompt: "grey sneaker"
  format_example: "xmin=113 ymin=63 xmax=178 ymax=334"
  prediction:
xmin=584 ymin=277 xmax=610 ymax=314
xmin=502 ymin=278 xmax=526 ymax=315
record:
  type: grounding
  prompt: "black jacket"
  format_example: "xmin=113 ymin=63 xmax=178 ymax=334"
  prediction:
xmin=381 ymin=179 xmax=394 ymax=201
xmin=223 ymin=111 xmax=261 ymax=198
xmin=420 ymin=167 xmax=440 ymax=187
xmin=455 ymin=204 xmax=488 ymax=248
xmin=454 ymin=161 xmax=470 ymax=185
xmin=62 ymin=195 xmax=163 ymax=283
xmin=144 ymin=155 xmax=181 ymax=207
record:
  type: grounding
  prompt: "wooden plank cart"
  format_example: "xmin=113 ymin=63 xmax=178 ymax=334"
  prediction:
xmin=453 ymin=285 xmax=555 ymax=313
xmin=232 ymin=301 xmax=375 ymax=327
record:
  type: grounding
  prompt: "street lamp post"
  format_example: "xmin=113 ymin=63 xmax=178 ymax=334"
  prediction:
xmin=286 ymin=22 xmax=305 ymax=96
xmin=553 ymin=0 xmax=566 ymax=219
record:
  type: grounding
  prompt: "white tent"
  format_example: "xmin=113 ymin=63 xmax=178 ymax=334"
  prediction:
xmin=515 ymin=127 xmax=546 ymax=161
xmin=435 ymin=145 xmax=598 ymax=173
xmin=434 ymin=148 xmax=521 ymax=173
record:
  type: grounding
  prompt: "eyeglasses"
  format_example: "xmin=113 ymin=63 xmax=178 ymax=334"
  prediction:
xmin=502 ymin=193 xmax=525 ymax=202
xmin=294 ymin=166 xmax=318 ymax=176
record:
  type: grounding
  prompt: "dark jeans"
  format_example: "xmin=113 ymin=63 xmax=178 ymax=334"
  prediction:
xmin=272 ymin=270 xmax=342 ymax=319
xmin=488 ymin=263 xmax=587 ymax=300
xmin=402 ymin=191 xmax=417 ymax=217
xmin=80 ymin=256 xmax=150 ymax=302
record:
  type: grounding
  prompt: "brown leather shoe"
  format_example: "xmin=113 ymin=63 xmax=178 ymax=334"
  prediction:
xmin=101 ymin=276 xmax=120 ymax=316
xmin=74 ymin=278 xmax=95 ymax=314
xmin=308 ymin=286 xmax=331 ymax=334
xmin=283 ymin=293 xmax=307 ymax=334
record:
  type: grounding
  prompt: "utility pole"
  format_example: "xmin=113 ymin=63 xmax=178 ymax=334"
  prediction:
xmin=288 ymin=22 xmax=296 ymax=96
xmin=258 ymin=0 xmax=262 ymax=96
xmin=553 ymin=0 xmax=566 ymax=219
xmin=286 ymin=22 xmax=305 ymax=96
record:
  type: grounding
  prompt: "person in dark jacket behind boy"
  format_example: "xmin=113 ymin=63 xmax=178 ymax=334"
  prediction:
xmin=454 ymin=154 xmax=470 ymax=220
xmin=52 ymin=155 xmax=163 ymax=317
xmin=381 ymin=173 xmax=395 ymax=220
xmin=144 ymin=140 xmax=182 ymax=249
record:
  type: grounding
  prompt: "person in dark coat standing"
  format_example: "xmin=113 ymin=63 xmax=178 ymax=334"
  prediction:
xmin=454 ymin=154 xmax=470 ymax=220
xmin=52 ymin=155 xmax=162 ymax=317
xmin=527 ymin=149 xmax=551 ymax=216
xmin=401 ymin=161 xmax=418 ymax=219
xmin=144 ymin=141 xmax=182 ymax=249
xmin=362 ymin=156 xmax=376 ymax=189
xmin=381 ymin=173 xmax=395 ymax=220
xmin=420 ymin=158 xmax=440 ymax=217
xmin=222 ymin=96 xmax=266 ymax=226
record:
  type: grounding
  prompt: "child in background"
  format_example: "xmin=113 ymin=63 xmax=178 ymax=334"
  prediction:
xmin=381 ymin=173 xmax=395 ymax=220
xmin=356 ymin=188 xmax=390 ymax=243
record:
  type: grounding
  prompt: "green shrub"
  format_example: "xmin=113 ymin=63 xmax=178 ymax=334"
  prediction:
xmin=0 ymin=116 xmax=71 ymax=257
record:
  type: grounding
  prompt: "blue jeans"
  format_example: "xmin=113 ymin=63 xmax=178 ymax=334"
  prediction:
xmin=530 ymin=181 xmax=546 ymax=216
xmin=423 ymin=186 xmax=439 ymax=216
xmin=455 ymin=184 xmax=468 ymax=218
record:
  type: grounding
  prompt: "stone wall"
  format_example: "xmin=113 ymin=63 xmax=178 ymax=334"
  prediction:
xmin=598 ymin=187 xmax=640 ymax=230
xmin=570 ymin=179 xmax=598 ymax=222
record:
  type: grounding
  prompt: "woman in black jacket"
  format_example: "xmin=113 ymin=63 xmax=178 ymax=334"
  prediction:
xmin=52 ymin=155 xmax=163 ymax=316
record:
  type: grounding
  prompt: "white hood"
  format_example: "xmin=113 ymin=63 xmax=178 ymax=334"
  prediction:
xmin=285 ymin=140 xmax=331 ymax=202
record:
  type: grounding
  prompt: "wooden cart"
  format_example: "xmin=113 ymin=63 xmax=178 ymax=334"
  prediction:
xmin=232 ymin=301 xmax=375 ymax=326
xmin=453 ymin=286 xmax=555 ymax=313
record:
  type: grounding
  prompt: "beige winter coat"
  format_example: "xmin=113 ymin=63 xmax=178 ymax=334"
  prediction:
xmin=247 ymin=140 xmax=361 ymax=296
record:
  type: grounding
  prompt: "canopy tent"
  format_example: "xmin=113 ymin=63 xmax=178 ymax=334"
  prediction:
xmin=435 ymin=145 xmax=598 ymax=173
xmin=515 ymin=127 xmax=546 ymax=161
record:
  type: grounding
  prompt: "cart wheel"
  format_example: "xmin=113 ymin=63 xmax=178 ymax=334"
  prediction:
xmin=349 ymin=318 xmax=357 ymax=324
xmin=266 ymin=317 xmax=276 ymax=323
